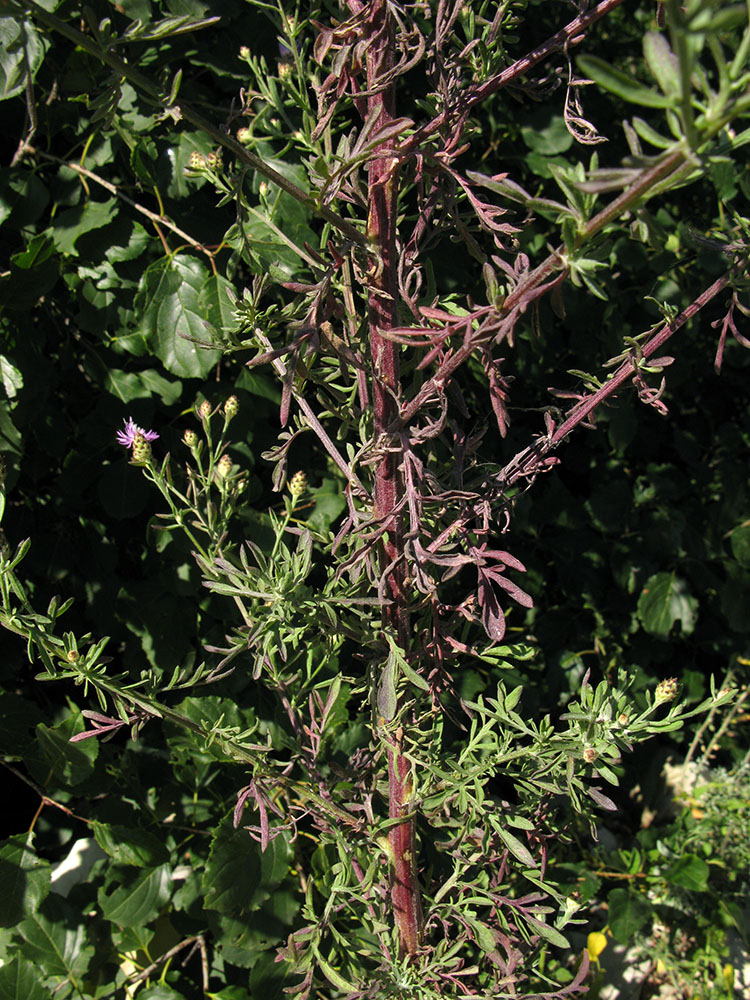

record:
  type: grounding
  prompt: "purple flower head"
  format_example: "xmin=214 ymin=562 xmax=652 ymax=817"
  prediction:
xmin=116 ymin=417 xmax=159 ymax=449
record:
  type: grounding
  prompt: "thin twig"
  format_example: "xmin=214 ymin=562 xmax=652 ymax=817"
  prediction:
xmin=31 ymin=149 xmax=217 ymax=264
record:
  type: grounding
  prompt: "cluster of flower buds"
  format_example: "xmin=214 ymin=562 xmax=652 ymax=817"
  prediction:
xmin=186 ymin=150 xmax=223 ymax=174
xmin=289 ymin=470 xmax=307 ymax=497
xmin=216 ymin=454 xmax=233 ymax=480
xmin=655 ymin=677 xmax=679 ymax=704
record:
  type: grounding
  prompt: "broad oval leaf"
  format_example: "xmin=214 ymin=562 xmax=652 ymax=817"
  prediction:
xmin=92 ymin=822 xmax=170 ymax=868
xmin=637 ymin=571 xmax=698 ymax=637
xmin=0 ymin=835 xmax=50 ymax=928
xmin=607 ymin=887 xmax=651 ymax=943
xmin=135 ymin=255 xmax=222 ymax=377
xmin=98 ymin=863 xmax=172 ymax=928
xmin=0 ymin=956 xmax=48 ymax=1000
xmin=664 ymin=854 xmax=709 ymax=892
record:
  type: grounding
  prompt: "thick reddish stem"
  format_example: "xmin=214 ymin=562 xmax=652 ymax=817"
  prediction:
xmin=359 ymin=0 xmax=422 ymax=958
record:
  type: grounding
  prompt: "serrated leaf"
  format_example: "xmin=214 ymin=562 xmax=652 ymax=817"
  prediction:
xmin=0 ymin=17 xmax=47 ymax=102
xmin=607 ymin=887 xmax=651 ymax=942
xmin=92 ymin=822 xmax=170 ymax=868
xmin=98 ymin=864 xmax=172 ymax=927
xmin=104 ymin=368 xmax=183 ymax=405
xmin=135 ymin=254 xmax=222 ymax=377
xmin=32 ymin=718 xmax=98 ymax=787
xmin=664 ymin=855 xmax=709 ymax=892
xmin=0 ymin=835 xmax=51 ymax=928
xmin=203 ymin=812 xmax=291 ymax=916
xmin=637 ymin=571 xmax=698 ymax=637
xmin=0 ymin=956 xmax=48 ymax=1000
xmin=17 ymin=895 xmax=94 ymax=982
xmin=49 ymin=198 xmax=119 ymax=255
xmin=577 ymin=55 xmax=674 ymax=108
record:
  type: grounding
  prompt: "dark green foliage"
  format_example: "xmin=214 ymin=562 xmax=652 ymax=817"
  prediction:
xmin=1 ymin=1 xmax=749 ymax=997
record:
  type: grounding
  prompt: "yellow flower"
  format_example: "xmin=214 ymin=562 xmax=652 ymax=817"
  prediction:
xmin=587 ymin=931 xmax=608 ymax=964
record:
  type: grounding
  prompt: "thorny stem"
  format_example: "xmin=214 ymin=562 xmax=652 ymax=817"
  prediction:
xmin=356 ymin=0 xmax=422 ymax=959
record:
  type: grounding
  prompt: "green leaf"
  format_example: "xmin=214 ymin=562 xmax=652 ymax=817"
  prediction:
xmin=643 ymin=33 xmax=681 ymax=98
xmin=0 ymin=956 xmax=48 ymax=1000
xmin=607 ymin=887 xmax=651 ymax=942
xmin=92 ymin=822 xmax=170 ymax=868
xmin=17 ymin=895 xmax=94 ymax=982
xmin=0 ymin=835 xmax=51 ymax=928
xmin=98 ymin=864 xmax=172 ymax=927
xmin=520 ymin=110 xmax=573 ymax=155
xmin=497 ymin=827 xmax=537 ymax=868
xmin=203 ymin=812 xmax=291 ymax=916
xmin=0 ymin=356 xmax=23 ymax=399
xmin=30 ymin=717 xmax=98 ymax=788
xmin=664 ymin=854 xmax=709 ymax=892
xmin=577 ymin=55 xmax=674 ymax=108
xmin=0 ymin=17 xmax=47 ymax=102
xmin=0 ymin=170 xmax=48 ymax=228
xmin=637 ymin=571 xmax=698 ymax=637
xmin=103 ymin=368 xmax=183 ymax=405
xmin=729 ymin=520 xmax=750 ymax=567
xmin=523 ymin=913 xmax=570 ymax=948
xmin=135 ymin=255 xmax=222 ymax=377
xmin=0 ymin=234 xmax=59 ymax=308
xmin=49 ymin=198 xmax=119 ymax=255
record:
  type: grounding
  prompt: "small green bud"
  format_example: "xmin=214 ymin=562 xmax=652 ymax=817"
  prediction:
xmin=239 ymin=46 xmax=250 ymax=59
xmin=206 ymin=151 xmax=222 ymax=170
xmin=237 ymin=127 xmax=251 ymax=144
xmin=655 ymin=677 xmax=679 ymax=703
xmin=224 ymin=395 xmax=239 ymax=420
xmin=289 ymin=471 xmax=307 ymax=496
xmin=188 ymin=151 xmax=205 ymax=170
xmin=198 ymin=400 xmax=213 ymax=421
xmin=183 ymin=429 xmax=198 ymax=448
xmin=278 ymin=61 xmax=292 ymax=79
xmin=131 ymin=432 xmax=152 ymax=465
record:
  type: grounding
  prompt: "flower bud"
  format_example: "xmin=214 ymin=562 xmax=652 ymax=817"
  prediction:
xmin=198 ymin=400 xmax=213 ymax=421
xmin=216 ymin=454 xmax=233 ymax=479
xmin=655 ymin=677 xmax=679 ymax=704
xmin=583 ymin=746 xmax=598 ymax=764
xmin=66 ymin=649 xmax=80 ymax=663
xmin=239 ymin=46 xmax=250 ymax=59
xmin=183 ymin=429 xmax=198 ymax=448
xmin=289 ymin=470 xmax=307 ymax=497
xmin=188 ymin=151 xmax=205 ymax=170
xmin=618 ymin=713 xmax=628 ymax=727
xmin=131 ymin=432 xmax=152 ymax=465
xmin=206 ymin=151 xmax=222 ymax=170
xmin=224 ymin=395 xmax=239 ymax=421
xmin=237 ymin=127 xmax=251 ymax=144
xmin=278 ymin=61 xmax=291 ymax=79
